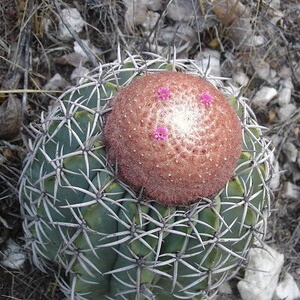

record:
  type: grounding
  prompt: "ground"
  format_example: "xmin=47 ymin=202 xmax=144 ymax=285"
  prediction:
xmin=0 ymin=0 xmax=299 ymax=299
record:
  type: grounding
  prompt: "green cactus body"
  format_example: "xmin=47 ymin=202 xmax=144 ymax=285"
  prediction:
xmin=19 ymin=53 xmax=273 ymax=299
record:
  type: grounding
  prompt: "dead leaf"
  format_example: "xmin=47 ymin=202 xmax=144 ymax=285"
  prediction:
xmin=0 ymin=95 xmax=22 ymax=140
xmin=212 ymin=0 xmax=247 ymax=26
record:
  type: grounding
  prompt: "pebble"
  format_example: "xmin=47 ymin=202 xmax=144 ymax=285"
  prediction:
xmin=0 ymin=239 xmax=27 ymax=270
xmin=71 ymin=66 xmax=90 ymax=83
xmin=195 ymin=49 xmax=221 ymax=77
xmin=279 ymin=66 xmax=292 ymax=79
xmin=277 ymin=103 xmax=297 ymax=121
xmin=43 ymin=73 xmax=70 ymax=91
xmin=233 ymin=71 xmax=249 ymax=86
xmin=142 ymin=11 xmax=160 ymax=31
xmin=269 ymin=155 xmax=281 ymax=190
xmin=58 ymin=8 xmax=85 ymax=41
xmin=283 ymin=182 xmax=300 ymax=200
xmin=252 ymin=86 xmax=277 ymax=107
xmin=282 ymin=142 xmax=298 ymax=162
xmin=256 ymin=62 xmax=270 ymax=80
xmin=274 ymin=273 xmax=300 ymax=300
xmin=277 ymin=87 xmax=292 ymax=107
xmin=237 ymin=243 xmax=284 ymax=300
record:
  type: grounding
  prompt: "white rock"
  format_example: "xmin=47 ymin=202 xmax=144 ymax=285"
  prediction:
xmin=142 ymin=11 xmax=160 ymax=31
xmin=256 ymin=62 xmax=270 ymax=80
xmin=252 ymin=35 xmax=266 ymax=46
xmin=282 ymin=142 xmax=298 ymax=162
xmin=73 ymin=39 xmax=101 ymax=58
xmin=237 ymin=243 xmax=284 ymax=300
xmin=195 ymin=49 xmax=221 ymax=77
xmin=283 ymin=182 xmax=300 ymax=200
xmin=233 ymin=71 xmax=249 ymax=86
xmin=123 ymin=0 xmax=162 ymax=31
xmin=277 ymin=87 xmax=292 ymax=107
xmin=167 ymin=0 xmax=202 ymax=22
xmin=58 ymin=8 xmax=85 ymax=41
xmin=218 ymin=281 xmax=232 ymax=295
xmin=279 ymin=66 xmax=292 ymax=79
xmin=277 ymin=103 xmax=297 ymax=121
xmin=43 ymin=73 xmax=70 ymax=91
xmin=283 ymin=77 xmax=294 ymax=89
xmin=269 ymin=155 xmax=281 ymax=190
xmin=269 ymin=0 xmax=281 ymax=10
xmin=0 ymin=239 xmax=27 ymax=270
xmin=252 ymin=87 xmax=277 ymax=107
xmin=71 ymin=66 xmax=90 ymax=83
xmin=274 ymin=273 xmax=300 ymax=300
xmin=144 ymin=0 xmax=162 ymax=11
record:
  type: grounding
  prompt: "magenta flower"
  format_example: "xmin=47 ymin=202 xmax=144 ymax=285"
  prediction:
xmin=157 ymin=87 xmax=170 ymax=100
xmin=154 ymin=127 xmax=168 ymax=141
xmin=199 ymin=92 xmax=214 ymax=105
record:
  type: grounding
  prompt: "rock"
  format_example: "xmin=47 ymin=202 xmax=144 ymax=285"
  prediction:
xmin=71 ymin=66 xmax=90 ymax=83
xmin=123 ymin=0 xmax=162 ymax=31
xmin=277 ymin=87 xmax=292 ymax=107
xmin=0 ymin=239 xmax=27 ymax=270
xmin=195 ymin=49 xmax=221 ymax=77
xmin=283 ymin=182 xmax=300 ymax=200
xmin=43 ymin=73 xmax=70 ymax=91
xmin=277 ymin=103 xmax=297 ymax=121
xmin=237 ymin=243 xmax=284 ymax=300
xmin=233 ymin=71 xmax=249 ymax=86
xmin=142 ymin=11 xmax=160 ymax=31
xmin=218 ymin=281 xmax=233 ymax=295
xmin=73 ymin=39 xmax=101 ymax=58
xmin=274 ymin=273 xmax=300 ymax=300
xmin=167 ymin=0 xmax=202 ymax=22
xmin=283 ymin=77 xmax=294 ymax=89
xmin=256 ymin=62 xmax=270 ymax=80
xmin=269 ymin=0 xmax=280 ymax=10
xmin=144 ymin=0 xmax=162 ymax=11
xmin=58 ymin=8 xmax=85 ymax=41
xmin=158 ymin=23 xmax=196 ymax=57
xmin=252 ymin=87 xmax=277 ymax=108
xmin=269 ymin=155 xmax=281 ymax=190
xmin=279 ymin=66 xmax=292 ymax=79
xmin=282 ymin=142 xmax=298 ymax=162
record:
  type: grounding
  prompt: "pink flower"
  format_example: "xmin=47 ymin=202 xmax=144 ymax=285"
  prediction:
xmin=157 ymin=87 xmax=170 ymax=100
xmin=199 ymin=92 xmax=214 ymax=105
xmin=154 ymin=127 xmax=168 ymax=141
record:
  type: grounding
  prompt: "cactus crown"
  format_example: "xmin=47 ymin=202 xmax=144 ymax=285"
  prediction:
xmin=19 ymin=51 xmax=273 ymax=300
xmin=105 ymin=71 xmax=242 ymax=205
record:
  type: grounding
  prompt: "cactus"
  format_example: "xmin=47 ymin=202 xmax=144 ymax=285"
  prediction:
xmin=19 ymin=52 xmax=273 ymax=300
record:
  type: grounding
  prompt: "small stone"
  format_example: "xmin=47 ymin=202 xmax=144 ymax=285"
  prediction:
xmin=195 ymin=49 xmax=221 ymax=77
xmin=283 ymin=77 xmax=294 ymax=89
xmin=73 ymin=39 xmax=101 ymax=58
xmin=277 ymin=103 xmax=297 ymax=121
xmin=279 ymin=66 xmax=292 ymax=79
xmin=58 ymin=8 xmax=85 ymax=41
xmin=277 ymin=87 xmax=292 ymax=107
xmin=238 ymin=244 xmax=284 ymax=300
xmin=142 ymin=11 xmax=160 ymax=31
xmin=71 ymin=66 xmax=90 ymax=83
xmin=167 ymin=0 xmax=202 ymax=21
xmin=274 ymin=273 xmax=300 ymax=300
xmin=233 ymin=71 xmax=249 ymax=86
xmin=252 ymin=87 xmax=277 ymax=107
xmin=43 ymin=73 xmax=70 ymax=91
xmin=269 ymin=0 xmax=280 ymax=10
xmin=269 ymin=155 xmax=280 ymax=190
xmin=218 ymin=281 xmax=233 ymax=295
xmin=282 ymin=142 xmax=298 ymax=162
xmin=0 ymin=239 xmax=27 ymax=270
xmin=256 ymin=62 xmax=270 ymax=80
xmin=283 ymin=182 xmax=300 ymax=200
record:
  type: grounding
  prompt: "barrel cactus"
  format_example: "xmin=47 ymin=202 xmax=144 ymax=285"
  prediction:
xmin=19 ymin=52 xmax=273 ymax=299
